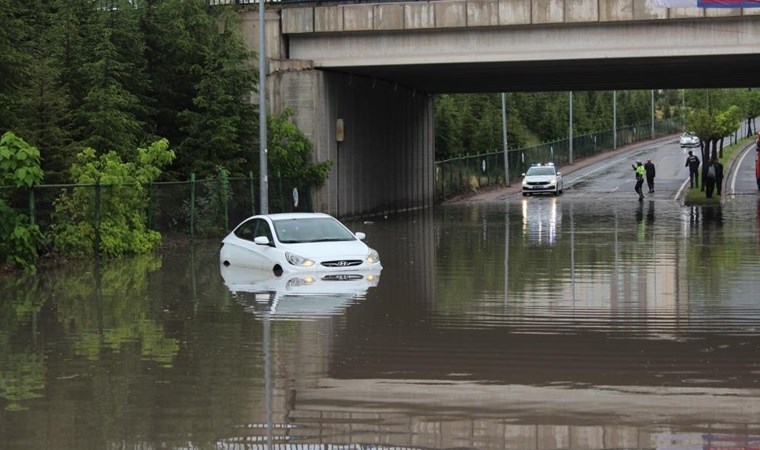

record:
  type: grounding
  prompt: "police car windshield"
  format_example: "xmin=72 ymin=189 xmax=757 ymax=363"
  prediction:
xmin=526 ymin=167 xmax=556 ymax=176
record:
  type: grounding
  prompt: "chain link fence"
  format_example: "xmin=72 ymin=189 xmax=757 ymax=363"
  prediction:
xmin=3 ymin=173 xmax=312 ymax=247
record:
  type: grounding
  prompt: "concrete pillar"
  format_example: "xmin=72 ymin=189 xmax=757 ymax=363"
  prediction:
xmin=272 ymin=69 xmax=434 ymax=218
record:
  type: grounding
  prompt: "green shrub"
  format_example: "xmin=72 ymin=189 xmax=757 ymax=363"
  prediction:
xmin=51 ymin=139 xmax=174 ymax=257
xmin=0 ymin=132 xmax=46 ymax=271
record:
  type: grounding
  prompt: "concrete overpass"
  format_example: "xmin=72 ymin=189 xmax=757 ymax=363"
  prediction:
xmin=238 ymin=0 xmax=760 ymax=217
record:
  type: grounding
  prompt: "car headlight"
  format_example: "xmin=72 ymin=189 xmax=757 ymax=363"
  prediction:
xmin=366 ymin=249 xmax=380 ymax=264
xmin=285 ymin=252 xmax=315 ymax=267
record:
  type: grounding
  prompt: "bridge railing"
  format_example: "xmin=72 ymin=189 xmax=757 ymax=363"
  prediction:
xmin=434 ymin=119 xmax=684 ymax=201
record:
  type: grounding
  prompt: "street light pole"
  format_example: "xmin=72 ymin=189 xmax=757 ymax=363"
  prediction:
xmin=259 ymin=0 xmax=268 ymax=214
xmin=501 ymin=93 xmax=510 ymax=186
xmin=569 ymin=91 xmax=573 ymax=164
xmin=651 ymin=89 xmax=655 ymax=139
xmin=613 ymin=90 xmax=617 ymax=150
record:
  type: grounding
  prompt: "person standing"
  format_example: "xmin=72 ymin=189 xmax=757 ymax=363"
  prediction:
xmin=704 ymin=158 xmax=717 ymax=198
xmin=644 ymin=159 xmax=656 ymax=193
xmin=714 ymin=158 xmax=724 ymax=196
xmin=685 ymin=150 xmax=700 ymax=189
xmin=632 ymin=161 xmax=645 ymax=200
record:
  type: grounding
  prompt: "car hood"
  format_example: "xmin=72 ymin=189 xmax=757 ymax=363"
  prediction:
xmin=282 ymin=240 xmax=370 ymax=258
xmin=524 ymin=175 xmax=557 ymax=182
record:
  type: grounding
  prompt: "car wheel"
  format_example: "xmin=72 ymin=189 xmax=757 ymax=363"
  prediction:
xmin=522 ymin=192 xmax=528 ymax=196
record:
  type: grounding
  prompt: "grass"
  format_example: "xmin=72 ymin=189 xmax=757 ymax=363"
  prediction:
xmin=683 ymin=136 xmax=754 ymax=205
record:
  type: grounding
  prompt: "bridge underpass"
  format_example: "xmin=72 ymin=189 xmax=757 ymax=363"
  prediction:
xmin=241 ymin=0 xmax=760 ymax=217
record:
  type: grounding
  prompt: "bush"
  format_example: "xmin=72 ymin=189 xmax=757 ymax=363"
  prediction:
xmin=0 ymin=132 xmax=46 ymax=270
xmin=51 ymin=139 xmax=174 ymax=257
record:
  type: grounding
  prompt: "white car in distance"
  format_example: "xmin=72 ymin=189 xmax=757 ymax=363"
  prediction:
xmin=522 ymin=163 xmax=563 ymax=196
xmin=680 ymin=132 xmax=700 ymax=148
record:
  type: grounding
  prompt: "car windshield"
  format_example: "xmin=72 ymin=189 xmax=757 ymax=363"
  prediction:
xmin=273 ymin=217 xmax=356 ymax=244
xmin=526 ymin=167 xmax=556 ymax=176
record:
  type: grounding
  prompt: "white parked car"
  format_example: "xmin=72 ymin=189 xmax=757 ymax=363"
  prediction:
xmin=680 ymin=132 xmax=699 ymax=148
xmin=521 ymin=163 xmax=563 ymax=196
xmin=220 ymin=212 xmax=382 ymax=275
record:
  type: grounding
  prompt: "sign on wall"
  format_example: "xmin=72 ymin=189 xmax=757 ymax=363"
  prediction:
xmin=653 ymin=0 xmax=760 ymax=6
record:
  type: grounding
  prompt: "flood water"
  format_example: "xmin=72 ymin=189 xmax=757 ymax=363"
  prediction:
xmin=2 ymin=196 xmax=760 ymax=449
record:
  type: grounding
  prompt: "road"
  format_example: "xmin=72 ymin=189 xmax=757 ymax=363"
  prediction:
xmin=728 ymin=143 xmax=760 ymax=195
xmin=451 ymin=135 xmax=759 ymax=203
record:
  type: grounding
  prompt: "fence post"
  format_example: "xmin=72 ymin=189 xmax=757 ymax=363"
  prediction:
xmin=147 ymin=182 xmax=153 ymax=229
xmin=222 ymin=174 xmax=228 ymax=233
xmin=190 ymin=172 xmax=195 ymax=241
xmin=249 ymin=171 xmax=255 ymax=216
xmin=95 ymin=180 xmax=101 ymax=256
xmin=28 ymin=188 xmax=35 ymax=227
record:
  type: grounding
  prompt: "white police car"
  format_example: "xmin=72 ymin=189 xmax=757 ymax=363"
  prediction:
xmin=522 ymin=163 xmax=563 ymax=196
xmin=680 ymin=132 xmax=699 ymax=148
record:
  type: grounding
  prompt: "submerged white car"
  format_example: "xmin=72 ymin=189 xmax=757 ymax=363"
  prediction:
xmin=220 ymin=212 xmax=382 ymax=276
xmin=522 ymin=163 xmax=563 ymax=196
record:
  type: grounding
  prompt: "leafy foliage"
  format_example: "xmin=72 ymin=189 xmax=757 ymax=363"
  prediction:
xmin=51 ymin=139 xmax=175 ymax=257
xmin=0 ymin=132 xmax=46 ymax=270
xmin=189 ymin=166 xmax=233 ymax=237
xmin=268 ymin=109 xmax=333 ymax=188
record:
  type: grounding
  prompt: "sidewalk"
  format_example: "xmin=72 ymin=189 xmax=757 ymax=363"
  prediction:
xmin=444 ymin=134 xmax=680 ymax=204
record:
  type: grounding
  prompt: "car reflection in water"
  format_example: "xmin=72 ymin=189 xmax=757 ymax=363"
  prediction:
xmin=521 ymin=197 xmax=562 ymax=246
xmin=220 ymin=264 xmax=381 ymax=320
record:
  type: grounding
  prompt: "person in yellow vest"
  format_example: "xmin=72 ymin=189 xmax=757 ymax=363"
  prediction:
xmin=632 ymin=161 xmax=645 ymax=200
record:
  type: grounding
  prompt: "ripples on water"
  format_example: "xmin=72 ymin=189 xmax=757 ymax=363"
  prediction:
xmin=1 ymin=198 xmax=760 ymax=449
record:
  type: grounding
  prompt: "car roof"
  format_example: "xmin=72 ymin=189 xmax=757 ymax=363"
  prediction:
xmin=249 ymin=212 xmax=333 ymax=221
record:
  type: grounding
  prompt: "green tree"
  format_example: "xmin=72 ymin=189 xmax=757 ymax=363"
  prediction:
xmin=268 ymin=109 xmax=332 ymax=189
xmin=142 ymin=0 xmax=258 ymax=179
xmin=13 ymin=0 xmax=76 ymax=183
xmin=0 ymin=0 xmax=29 ymax=132
xmin=176 ymin=8 xmax=257 ymax=178
xmin=79 ymin=0 xmax=149 ymax=157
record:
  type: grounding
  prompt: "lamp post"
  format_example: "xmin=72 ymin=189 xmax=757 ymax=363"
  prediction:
xmin=259 ymin=0 xmax=268 ymax=214
xmin=651 ymin=89 xmax=655 ymax=140
xmin=569 ymin=91 xmax=573 ymax=164
xmin=501 ymin=93 xmax=510 ymax=186
xmin=613 ymin=90 xmax=617 ymax=150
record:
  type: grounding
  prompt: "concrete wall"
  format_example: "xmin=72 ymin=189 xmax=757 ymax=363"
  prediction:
xmin=271 ymin=70 xmax=434 ymax=218
xmin=281 ymin=0 xmax=760 ymax=34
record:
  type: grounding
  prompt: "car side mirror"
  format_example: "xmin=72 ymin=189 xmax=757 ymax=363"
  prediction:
xmin=254 ymin=236 xmax=270 ymax=246
xmin=521 ymin=173 xmax=525 ymax=177
xmin=355 ymin=232 xmax=366 ymax=240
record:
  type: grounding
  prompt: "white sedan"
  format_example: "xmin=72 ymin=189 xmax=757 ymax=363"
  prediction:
xmin=680 ymin=132 xmax=699 ymax=148
xmin=220 ymin=212 xmax=382 ymax=276
xmin=522 ymin=163 xmax=563 ymax=196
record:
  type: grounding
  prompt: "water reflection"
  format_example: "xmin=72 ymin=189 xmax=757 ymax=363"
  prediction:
xmin=2 ymin=199 xmax=760 ymax=449
xmin=221 ymin=265 xmax=381 ymax=319
xmin=521 ymin=197 xmax=561 ymax=245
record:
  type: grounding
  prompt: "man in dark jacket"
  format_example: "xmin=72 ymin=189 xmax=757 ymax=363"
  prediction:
xmin=685 ymin=151 xmax=700 ymax=188
xmin=714 ymin=158 xmax=724 ymax=196
xmin=644 ymin=159 xmax=656 ymax=193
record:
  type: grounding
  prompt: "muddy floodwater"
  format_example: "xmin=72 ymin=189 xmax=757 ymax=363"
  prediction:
xmin=2 ymin=197 xmax=760 ymax=450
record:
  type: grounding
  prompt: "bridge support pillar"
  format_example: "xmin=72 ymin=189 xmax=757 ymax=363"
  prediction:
xmin=271 ymin=68 xmax=434 ymax=218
